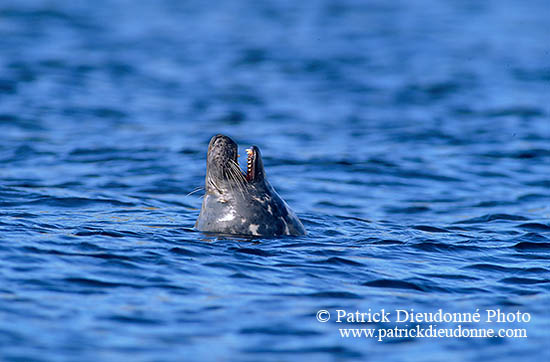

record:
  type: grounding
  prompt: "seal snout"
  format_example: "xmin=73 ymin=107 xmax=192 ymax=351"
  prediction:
xmin=208 ymin=135 xmax=238 ymax=160
xmin=210 ymin=134 xmax=236 ymax=150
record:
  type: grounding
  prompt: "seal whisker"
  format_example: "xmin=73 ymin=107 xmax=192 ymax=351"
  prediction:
xmin=222 ymin=167 xmax=239 ymax=200
xmin=208 ymin=178 xmax=223 ymax=194
xmin=226 ymin=162 xmax=247 ymax=199
xmin=186 ymin=186 xmax=205 ymax=197
xmin=228 ymin=159 xmax=246 ymax=179
xmin=232 ymin=162 xmax=248 ymax=197
xmin=228 ymin=160 xmax=247 ymax=187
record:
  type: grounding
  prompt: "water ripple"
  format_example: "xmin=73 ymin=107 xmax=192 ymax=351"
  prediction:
xmin=1 ymin=0 xmax=549 ymax=361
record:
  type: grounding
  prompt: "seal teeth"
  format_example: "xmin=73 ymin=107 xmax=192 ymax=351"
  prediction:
xmin=246 ymin=148 xmax=252 ymax=175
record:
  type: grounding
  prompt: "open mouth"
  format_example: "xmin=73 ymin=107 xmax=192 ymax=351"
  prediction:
xmin=245 ymin=147 xmax=256 ymax=182
xmin=234 ymin=144 xmax=259 ymax=183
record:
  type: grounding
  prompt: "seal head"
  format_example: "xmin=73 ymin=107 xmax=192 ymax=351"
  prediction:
xmin=195 ymin=134 xmax=306 ymax=237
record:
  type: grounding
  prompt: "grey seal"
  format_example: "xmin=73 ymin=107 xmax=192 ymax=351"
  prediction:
xmin=195 ymin=134 xmax=306 ymax=237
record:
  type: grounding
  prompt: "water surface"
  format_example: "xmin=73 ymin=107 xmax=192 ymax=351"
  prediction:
xmin=0 ymin=0 xmax=549 ymax=361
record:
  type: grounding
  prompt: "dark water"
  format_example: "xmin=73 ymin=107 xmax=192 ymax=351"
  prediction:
xmin=1 ymin=0 xmax=549 ymax=361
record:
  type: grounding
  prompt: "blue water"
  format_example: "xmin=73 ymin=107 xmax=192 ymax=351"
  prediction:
xmin=1 ymin=0 xmax=549 ymax=361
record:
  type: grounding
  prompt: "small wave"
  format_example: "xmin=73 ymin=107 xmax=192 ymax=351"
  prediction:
xmin=243 ymin=346 xmax=362 ymax=358
xmin=370 ymin=239 xmax=405 ymax=245
xmin=394 ymin=170 xmax=462 ymax=182
xmin=74 ymin=228 xmax=139 ymax=238
xmin=306 ymin=291 xmax=362 ymax=299
xmin=107 ymin=315 xmax=164 ymax=325
xmin=22 ymin=246 xmax=134 ymax=261
xmin=473 ymin=200 xmax=514 ymax=208
xmin=464 ymin=263 xmax=525 ymax=273
xmin=74 ymin=242 xmax=106 ymax=251
xmin=412 ymin=225 xmax=449 ymax=233
xmin=479 ymin=148 xmax=550 ymax=159
xmin=240 ymin=326 xmax=321 ymax=336
xmin=500 ymin=277 xmax=549 ymax=285
xmin=169 ymin=247 xmax=201 ymax=257
xmin=421 ymin=273 xmax=480 ymax=281
xmin=18 ymin=196 xmax=136 ymax=208
xmin=412 ymin=241 xmax=481 ymax=253
xmin=513 ymin=232 xmax=548 ymax=242
xmin=0 ymin=114 xmax=45 ymax=130
xmin=232 ymin=247 xmax=275 ymax=257
xmin=64 ymin=277 xmax=134 ymax=288
xmin=229 ymin=272 xmax=255 ymax=279
xmin=518 ymin=223 xmax=550 ymax=231
xmin=513 ymin=242 xmax=550 ymax=250
xmin=385 ymin=206 xmax=431 ymax=214
xmin=484 ymin=107 xmax=545 ymax=118
xmin=454 ymin=214 xmax=528 ymax=224
xmin=313 ymin=257 xmax=364 ymax=266
xmin=362 ymin=279 xmax=424 ymax=292
xmin=526 ymin=180 xmax=550 ymax=188
xmin=517 ymin=193 xmax=550 ymax=202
